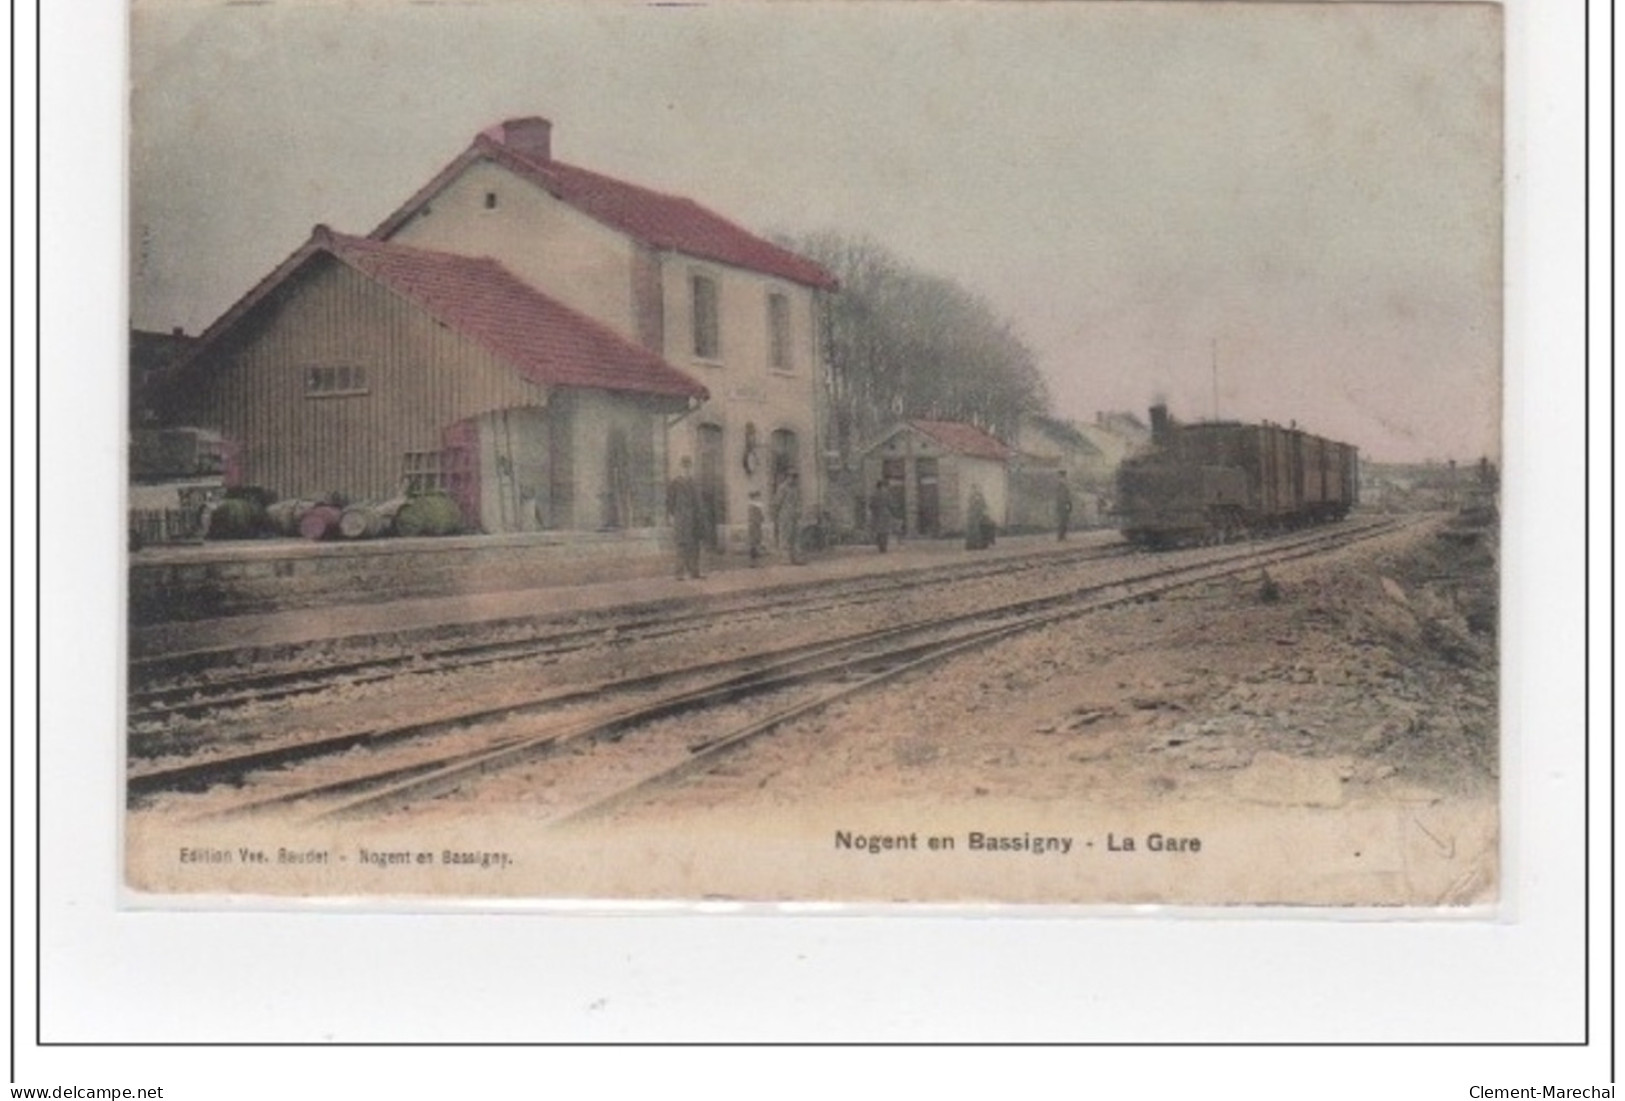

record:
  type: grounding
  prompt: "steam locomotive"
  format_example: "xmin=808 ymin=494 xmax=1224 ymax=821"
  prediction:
xmin=1115 ymin=405 xmax=1358 ymax=547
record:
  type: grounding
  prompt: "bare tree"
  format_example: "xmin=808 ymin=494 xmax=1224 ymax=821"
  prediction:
xmin=786 ymin=232 xmax=1050 ymax=461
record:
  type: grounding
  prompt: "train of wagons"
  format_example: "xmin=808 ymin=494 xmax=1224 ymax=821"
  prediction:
xmin=1115 ymin=404 xmax=1359 ymax=547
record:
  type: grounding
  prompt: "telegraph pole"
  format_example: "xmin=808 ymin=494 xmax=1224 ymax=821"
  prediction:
xmin=1211 ymin=338 xmax=1219 ymax=421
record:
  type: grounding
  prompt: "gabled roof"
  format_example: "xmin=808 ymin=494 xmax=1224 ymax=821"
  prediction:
xmin=907 ymin=419 xmax=1015 ymax=461
xmin=1022 ymin=413 xmax=1103 ymax=456
xmin=1095 ymin=410 xmax=1150 ymax=435
xmin=178 ymin=226 xmax=708 ymax=404
xmin=131 ymin=328 xmax=199 ymax=374
xmin=371 ymin=122 xmax=838 ymax=290
xmin=862 ymin=419 xmax=1014 ymax=462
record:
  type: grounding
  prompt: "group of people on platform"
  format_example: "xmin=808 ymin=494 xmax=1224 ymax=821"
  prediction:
xmin=666 ymin=461 xmax=1077 ymax=579
xmin=964 ymin=470 xmax=1073 ymax=551
xmin=666 ymin=457 xmax=805 ymax=580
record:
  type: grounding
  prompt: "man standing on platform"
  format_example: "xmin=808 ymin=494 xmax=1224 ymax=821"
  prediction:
xmin=965 ymin=483 xmax=991 ymax=550
xmin=1055 ymin=469 xmax=1074 ymax=542
xmin=666 ymin=456 xmax=704 ymax=579
xmin=747 ymin=490 xmax=767 ymax=566
xmin=870 ymin=479 xmax=894 ymax=553
xmin=774 ymin=470 xmax=805 ymax=565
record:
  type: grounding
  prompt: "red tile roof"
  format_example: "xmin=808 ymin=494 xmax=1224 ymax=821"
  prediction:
xmin=906 ymin=419 xmax=1015 ymax=462
xmin=182 ymin=226 xmax=708 ymax=405
xmin=371 ymin=122 xmax=838 ymax=290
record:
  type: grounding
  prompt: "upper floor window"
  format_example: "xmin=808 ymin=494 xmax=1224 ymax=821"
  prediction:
xmin=691 ymin=273 xmax=720 ymax=360
xmin=767 ymin=292 xmax=792 ymax=372
xmin=305 ymin=365 xmax=368 ymax=397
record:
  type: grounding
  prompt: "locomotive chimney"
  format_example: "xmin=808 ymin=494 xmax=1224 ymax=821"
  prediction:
xmin=1149 ymin=403 xmax=1171 ymax=445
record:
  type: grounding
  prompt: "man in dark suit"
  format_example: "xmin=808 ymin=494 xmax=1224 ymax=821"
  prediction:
xmin=1055 ymin=469 xmax=1074 ymax=541
xmin=666 ymin=456 xmax=704 ymax=579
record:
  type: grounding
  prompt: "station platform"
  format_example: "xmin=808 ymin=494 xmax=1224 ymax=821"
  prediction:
xmin=129 ymin=529 xmax=1118 ymax=663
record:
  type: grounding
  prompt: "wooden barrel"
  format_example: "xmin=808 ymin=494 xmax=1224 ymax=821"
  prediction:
xmin=205 ymin=497 xmax=264 ymax=540
xmin=337 ymin=507 xmax=373 ymax=540
xmin=395 ymin=493 xmax=463 ymax=537
xmin=265 ymin=498 xmax=316 ymax=536
xmin=298 ymin=504 xmax=342 ymax=541
xmin=338 ymin=497 xmax=408 ymax=540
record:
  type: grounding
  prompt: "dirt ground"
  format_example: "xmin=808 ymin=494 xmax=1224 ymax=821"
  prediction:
xmin=562 ymin=514 xmax=1501 ymax=906
xmin=128 ymin=516 xmax=1500 ymax=906
xmin=665 ymin=515 xmax=1500 ymax=809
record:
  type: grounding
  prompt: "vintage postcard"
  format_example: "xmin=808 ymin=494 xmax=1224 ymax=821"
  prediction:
xmin=124 ymin=0 xmax=1503 ymax=906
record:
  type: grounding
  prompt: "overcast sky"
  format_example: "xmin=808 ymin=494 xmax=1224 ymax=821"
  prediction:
xmin=129 ymin=0 xmax=1502 ymax=463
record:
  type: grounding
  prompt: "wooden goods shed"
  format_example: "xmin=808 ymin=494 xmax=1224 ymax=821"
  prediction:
xmin=159 ymin=226 xmax=708 ymax=535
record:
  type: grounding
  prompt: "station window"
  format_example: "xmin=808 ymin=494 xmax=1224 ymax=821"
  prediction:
xmin=691 ymin=273 xmax=720 ymax=360
xmin=767 ymin=292 xmax=791 ymax=372
xmin=304 ymin=365 xmax=368 ymax=396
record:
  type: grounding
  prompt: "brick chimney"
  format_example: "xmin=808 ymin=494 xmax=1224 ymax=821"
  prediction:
xmin=500 ymin=117 xmax=553 ymax=162
xmin=1149 ymin=403 xmax=1171 ymax=445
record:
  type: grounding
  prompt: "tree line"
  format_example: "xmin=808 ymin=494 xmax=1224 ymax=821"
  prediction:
xmin=781 ymin=232 xmax=1052 ymax=462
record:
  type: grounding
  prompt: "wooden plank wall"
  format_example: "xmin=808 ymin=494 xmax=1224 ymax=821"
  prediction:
xmin=190 ymin=258 xmax=547 ymax=502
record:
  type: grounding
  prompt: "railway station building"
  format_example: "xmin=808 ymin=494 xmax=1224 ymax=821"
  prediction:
xmin=160 ymin=115 xmax=836 ymax=541
xmin=367 ymin=117 xmax=837 ymax=542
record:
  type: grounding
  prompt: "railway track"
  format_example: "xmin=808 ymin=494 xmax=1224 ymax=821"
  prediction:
xmin=126 ymin=538 xmax=1133 ymax=723
xmin=133 ymin=516 xmax=1408 ymax=822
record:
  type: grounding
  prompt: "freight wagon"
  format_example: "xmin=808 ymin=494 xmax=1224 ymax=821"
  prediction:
xmin=1115 ymin=405 xmax=1358 ymax=547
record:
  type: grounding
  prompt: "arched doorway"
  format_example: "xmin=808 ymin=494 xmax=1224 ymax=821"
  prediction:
xmin=696 ymin=423 xmax=726 ymax=551
xmin=603 ymin=427 xmax=633 ymax=530
xmin=769 ymin=428 xmax=799 ymax=486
